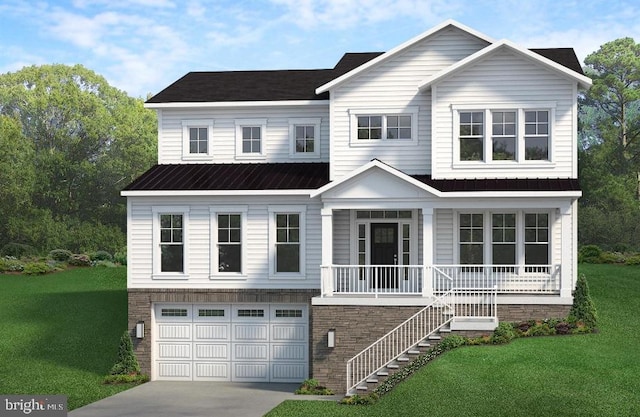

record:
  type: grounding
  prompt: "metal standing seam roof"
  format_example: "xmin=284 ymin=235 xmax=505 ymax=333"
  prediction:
xmin=123 ymin=163 xmax=580 ymax=193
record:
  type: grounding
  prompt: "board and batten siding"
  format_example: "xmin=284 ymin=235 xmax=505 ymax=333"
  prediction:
xmin=328 ymin=26 xmax=489 ymax=180
xmin=156 ymin=106 xmax=330 ymax=164
xmin=432 ymin=48 xmax=578 ymax=179
xmin=127 ymin=196 xmax=322 ymax=290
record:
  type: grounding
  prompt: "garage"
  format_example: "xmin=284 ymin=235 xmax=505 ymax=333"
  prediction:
xmin=153 ymin=303 xmax=308 ymax=382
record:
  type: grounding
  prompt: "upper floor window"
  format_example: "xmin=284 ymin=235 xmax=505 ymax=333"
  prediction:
xmin=235 ymin=119 xmax=267 ymax=159
xmin=182 ymin=120 xmax=213 ymax=160
xmin=350 ymin=107 xmax=418 ymax=145
xmin=454 ymin=105 xmax=553 ymax=163
xmin=289 ymin=118 xmax=321 ymax=158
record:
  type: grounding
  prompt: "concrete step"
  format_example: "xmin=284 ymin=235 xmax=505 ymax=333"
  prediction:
xmin=356 ymin=385 xmax=368 ymax=391
xmin=418 ymin=342 xmax=431 ymax=348
xmin=377 ymin=370 xmax=389 ymax=377
xmin=428 ymin=334 xmax=442 ymax=340
xmin=397 ymin=356 xmax=410 ymax=363
xmin=407 ymin=349 xmax=421 ymax=355
xmin=387 ymin=363 xmax=399 ymax=370
xmin=366 ymin=378 xmax=378 ymax=384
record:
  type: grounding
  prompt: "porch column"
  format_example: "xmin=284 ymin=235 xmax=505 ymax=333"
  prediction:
xmin=321 ymin=207 xmax=334 ymax=296
xmin=422 ymin=207 xmax=434 ymax=297
xmin=560 ymin=204 xmax=572 ymax=298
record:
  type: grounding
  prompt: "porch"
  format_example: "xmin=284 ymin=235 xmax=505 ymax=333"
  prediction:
xmin=320 ymin=264 xmax=562 ymax=297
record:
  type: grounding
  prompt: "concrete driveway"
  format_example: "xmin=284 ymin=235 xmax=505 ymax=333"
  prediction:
xmin=69 ymin=381 xmax=340 ymax=417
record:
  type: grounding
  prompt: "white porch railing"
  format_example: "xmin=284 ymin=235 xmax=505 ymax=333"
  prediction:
xmin=320 ymin=264 xmax=560 ymax=297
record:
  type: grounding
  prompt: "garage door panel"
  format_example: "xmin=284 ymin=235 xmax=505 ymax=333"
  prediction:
xmin=233 ymin=343 xmax=268 ymax=360
xmin=271 ymin=344 xmax=306 ymax=361
xmin=157 ymin=323 xmax=191 ymax=340
xmin=271 ymin=324 xmax=306 ymax=342
xmin=234 ymin=323 xmax=268 ymax=341
xmin=157 ymin=362 xmax=191 ymax=380
xmin=233 ymin=363 xmax=269 ymax=381
xmin=194 ymin=362 xmax=229 ymax=381
xmin=195 ymin=324 xmax=229 ymax=340
xmin=271 ymin=363 xmax=307 ymax=382
xmin=194 ymin=343 xmax=229 ymax=360
xmin=157 ymin=342 xmax=192 ymax=360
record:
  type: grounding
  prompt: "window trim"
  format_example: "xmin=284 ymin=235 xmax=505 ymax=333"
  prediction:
xmin=349 ymin=107 xmax=419 ymax=146
xmin=152 ymin=206 xmax=189 ymax=280
xmin=289 ymin=118 xmax=321 ymax=158
xmin=210 ymin=206 xmax=248 ymax=280
xmin=235 ymin=118 xmax=267 ymax=159
xmin=452 ymin=103 xmax=556 ymax=167
xmin=268 ymin=205 xmax=306 ymax=279
xmin=182 ymin=120 xmax=214 ymax=160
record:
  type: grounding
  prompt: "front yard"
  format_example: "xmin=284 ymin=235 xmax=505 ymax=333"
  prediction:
xmin=266 ymin=264 xmax=640 ymax=417
xmin=0 ymin=267 xmax=131 ymax=410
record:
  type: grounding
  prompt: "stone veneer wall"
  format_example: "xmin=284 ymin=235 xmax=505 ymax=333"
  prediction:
xmin=128 ymin=288 xmax=319 ymax=376
xmin=311 ymin=303 xmax=572 ymax=393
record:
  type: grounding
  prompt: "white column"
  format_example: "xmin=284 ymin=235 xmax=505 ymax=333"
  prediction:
xmin=422 ymin=207 xmax=434 ymax=297
xmin=321 ymin=207 xmax=334 ymax=296
xmin=560 ymin=204 xmax=573 ymax=298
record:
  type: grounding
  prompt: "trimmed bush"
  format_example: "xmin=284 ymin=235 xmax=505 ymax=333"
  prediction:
xmin=91 ymin=250 xmax=113 ymax=262
xmin=109 ymin=331 xmax=141 ymax=376
xmin=49 ymin=249 xmax=72 ymax=262
xmin=578 ymin=245 xmax=603 ymax=263
xmin=625 ymin=255 xmax=640 ymax=266
xmin=1 ymin=243 xmax=37 ymax=258
xmin=295 ymin=378 xmax=334 ymax=395
xmin=568 ymin=274 xmax=597 ymax=329
xmin=103 ymin=374 xmax=149 ymax=385
xmin=490 ymin=322 xmax=516 ymax=344
xmin=94 ymin=260 xmax=117 ymax=268
xmin=68 ymin=254 xmax=91 ymax=267
xmin=22 ymin=262 xmax=53 ymax=275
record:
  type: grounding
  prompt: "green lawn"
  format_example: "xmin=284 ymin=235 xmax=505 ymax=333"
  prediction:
xmin=0 ymin=267 xmax=132 ymax=410
xmin=266 ymin=264 xmax=640 ymax=417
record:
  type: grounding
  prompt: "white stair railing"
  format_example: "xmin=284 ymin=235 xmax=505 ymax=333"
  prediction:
xmin=345 ymin=289 xmax=454 ymax=395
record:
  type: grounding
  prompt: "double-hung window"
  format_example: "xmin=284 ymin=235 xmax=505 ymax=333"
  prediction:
xmin=235 ymin=119 xmax=267 ymax=159
xmin=289 ymin=118 xmax=321 ymax=158
xmin=491 ymin=111 xmax=516 ymax=160
xmin=459 ymin=112 xmax=484 ymax=161
xmin=210 ymin=206 xmax=247 ymax=278
xmin=182 ymin=120 xmax=213 ymax=160
xmin=492 ymin=213 xmax=516 ymax=265
xmin=524 ymin=213 xmax=549 ymax=271
xmin=459 ymin=213 xmax=484 ymax=265
xmin=524 ymin=111 xmax=549 ymax=160
xmin=269 ymin=206 xmax=305 ymax=278
xmin=152 ymin=207 xmax=189 ymax=278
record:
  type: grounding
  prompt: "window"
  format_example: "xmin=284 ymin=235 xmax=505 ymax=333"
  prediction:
xmin=238 ymin=309 xmax=264 ymax=318
xmin=199 ymin=309 xmax=225 ymax=317
xmin=492 ymin=111 xmax=516 ymax=161
xmin=160 ymin=214 xmax=184 ymax=273
xmin=276 ymin=213 xmax=300 ymax=273
xmin=459 ymin=111 xmax=484 ymax=161
xmin=525 ymin=213 xmax=549 ymax=268
xmin=459 ymin=213 xmax=484 ymax=264
xmin=524 ymin=111 xmax=549 ymax=160
xmin=269 ymin=206 xmax=305 ymax=277
xmin=217 ymin=214 xmax=241 ymax=273
xmin=275 ymin=309 xmax=303 ymax=318
xmin=161 ymin=308 xmax=188 ymax=317
xmin=350 ymin=108 xmax=418 ymax=144
xmin=492 ymin=214 xmax=516 ymax=265
xmin=182 ymin=120 xmax=213 ymax=159
xmin=289 ymin=118 xmax=320 ymax=157
xmin=235 ymin=119 xmax=267 ymax=159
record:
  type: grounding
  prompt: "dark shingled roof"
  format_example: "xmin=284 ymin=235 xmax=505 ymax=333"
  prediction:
xmin=146 ymin=48 xmax=583 ymax=104
xmin=124 ymin=163 xmax=580 ymax=193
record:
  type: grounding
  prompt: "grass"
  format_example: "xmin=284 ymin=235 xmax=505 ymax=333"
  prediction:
xmin=266 ymin=264 xmax=640 ymax=417
xmin=0 ymin=267 xmax=132 ymax=410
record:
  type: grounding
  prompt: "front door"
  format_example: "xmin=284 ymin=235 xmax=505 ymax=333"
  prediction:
xmin=371 ymin=223 xmax=398 ymax=289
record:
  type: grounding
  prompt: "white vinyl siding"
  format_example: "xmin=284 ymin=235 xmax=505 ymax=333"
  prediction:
xmin=328 ymin=26 xmax=489 ymax=180
xmin=433 ymin=48 xmax=576 ymax=179
xmin=157 ymin=107 xmax=329 ymax=164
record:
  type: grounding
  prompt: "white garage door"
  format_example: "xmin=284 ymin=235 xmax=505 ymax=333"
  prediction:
xmin=154 ymin=303 xmax=308 ymax=382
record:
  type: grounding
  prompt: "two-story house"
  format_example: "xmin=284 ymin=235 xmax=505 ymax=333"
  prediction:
xmin=122 ymin=20 xmax=591 ymax=395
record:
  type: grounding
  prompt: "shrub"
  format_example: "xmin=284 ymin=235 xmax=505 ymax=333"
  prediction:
xmin=91 ymin=250 xmax=113 ymax=262
xmin=490 ymin=322 xmax=516 ymax=344
xmin=439 ymin=334 xmax=467 ymax=350
xmin=109 ymin=331 xmax=141 ymax=376
xmin=526 ymin=322 xmax=555 ymax=336
xmin=555 ymin=322 xmax=571 ymax=335
xmin=114 ymin=247 xmax=127 ymax=265
xmin=578 ymin=245 xmax=602 ymax=263
xmin=94 ymin=260 xmax=117 ymax=268
xmin=340 ymin=393 xmax=379 ymax=405
xmin=599 ymin=251 xmax=626 ymax=264
xmin=568 ymin=274 xmax=597 ymax=329
xmin=103 ymin=374 xmax=149 ymax=385
xmin=22 ymin=262 xmax=53 ymax=275
xmin=625 ymin=255 xmax=640 ymax=266
xmin=68 ymin=254 xmax=91 ymax=267
xmin=0 ymin=257 xmax=25 ymax=273
xmin=295 ymin=378 xmax=334 ymax=395
xmin=48 ymin=249 xmax=72 ymax=262
xmin=1 ymin=243 xmax=37 ymax=258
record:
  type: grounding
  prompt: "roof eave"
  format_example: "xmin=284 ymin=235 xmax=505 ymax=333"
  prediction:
xmin=144 ymin=100 xmax=330 ymax=109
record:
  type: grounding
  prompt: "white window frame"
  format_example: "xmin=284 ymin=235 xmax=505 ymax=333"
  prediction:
xmin=289 ymin=118 xmax=321 ymax=158
xmin=454 ymin=210 xmax=553 ymax=269
xmin=152 ymin=206 xmax=189 ymax=280
xmin=349 ymin=107 xmax=418 ymax=146
xmin=182 ymin=120 xmax=214 ymax=160
xmin=210 ymin=206 xmax=248 ymax=280
xmin=268 ymin=205 xmax=306 ymax=279
xmin=235 ymin=118 xmax=267 ymax=159
xmin=350 ymin=211 xmax=417 ymax=266
xmin=452 ymin=103 xmax=556 ymax=167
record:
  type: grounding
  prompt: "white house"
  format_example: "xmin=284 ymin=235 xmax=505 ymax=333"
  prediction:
xmin=122 ymin=20 xmax=591 ymax=394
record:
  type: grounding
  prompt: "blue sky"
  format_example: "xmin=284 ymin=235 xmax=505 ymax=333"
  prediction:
xmin=0 ymin=0 xmax=638 ymax=98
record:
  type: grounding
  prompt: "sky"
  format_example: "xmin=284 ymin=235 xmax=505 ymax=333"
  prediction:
xmin=1 ymin=0 xmax=638 ymax=98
